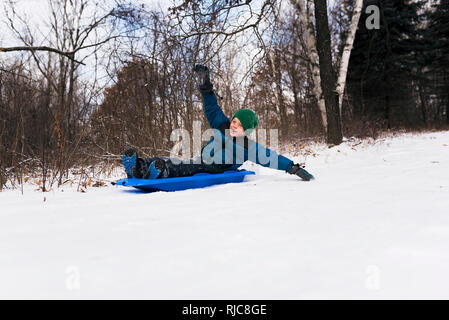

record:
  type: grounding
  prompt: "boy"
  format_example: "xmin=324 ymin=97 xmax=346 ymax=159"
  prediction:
xmin=122 ymin=65 xmax=314 ymax=181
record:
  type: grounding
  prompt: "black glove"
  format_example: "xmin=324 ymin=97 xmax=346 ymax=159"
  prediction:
xmin=193 ymin=64 xmax=213 ymax=93
xmin=288 ymin=163 xmax=315 ymax=181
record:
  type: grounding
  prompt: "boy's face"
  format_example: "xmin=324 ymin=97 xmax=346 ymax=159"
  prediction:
xmin=230 ymin=117 xmax=245 ymax=137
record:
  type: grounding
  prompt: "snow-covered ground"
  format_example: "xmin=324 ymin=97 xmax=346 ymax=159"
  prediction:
xmin=1 ymin=131 xmax=448 ymax=299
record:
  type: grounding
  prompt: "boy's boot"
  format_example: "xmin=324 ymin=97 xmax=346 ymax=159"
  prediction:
xmin=122 ymin=149 xmax=140 ymax=178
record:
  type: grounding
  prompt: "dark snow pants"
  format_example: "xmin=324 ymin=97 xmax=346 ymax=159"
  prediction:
xmin=141 ymin=156 xmax=235 ymax=178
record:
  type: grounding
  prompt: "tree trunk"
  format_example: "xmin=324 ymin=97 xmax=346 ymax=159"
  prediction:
xmin=269 ymin=49 xmax=289 ymax=137
xmin=314 ymin=0 xmax=342 ymax=145
xmin=57 ymin=57 xmax=68 ymax=186
xmin=385 ymin=94 xmax=391 ymax=129
xmin=290 ymin=68 xmax=303 ymax=131
xmin=446 ymin=95 xmax=449 ymax=125
xmin=417 ymin=81 xmax=427 ymax=126
xmin=286 ymin=39 xmax=304 ymax=131
xmin=292 ymin=0 xmax=328 ymax=133
xmin=380 ymin=1 xmax=393 ymax=129
xmin=336 ymin=0 xmax=364 ymax=117
xmin=67 ymin=58 xmax=76 ymax=142
xmin=446 ymin=71 xmax=449 ymax=125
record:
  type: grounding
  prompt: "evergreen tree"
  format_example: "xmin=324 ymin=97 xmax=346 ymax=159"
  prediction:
xmin=427 ymin=0 xmax=449 ymax=124
xmin=346 ymin=0 xmax=427 ymax=129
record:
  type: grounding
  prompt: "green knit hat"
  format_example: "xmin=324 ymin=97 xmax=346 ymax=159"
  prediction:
xmin=232 ymin=109 xmax=259 ymax=134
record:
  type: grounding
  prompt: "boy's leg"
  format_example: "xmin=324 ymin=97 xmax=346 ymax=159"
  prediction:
xmin=163 ymin=157 xmax=233 ymax=178
xmin=139 ymin=156 xmax=169 ymax=179
xmin=124 ymin=151 xmax=235 ymax=179
xmin=122 ymin=149 xmax=164 ymax=179
xmin=139 ymin=156 xmax=234 ymax=178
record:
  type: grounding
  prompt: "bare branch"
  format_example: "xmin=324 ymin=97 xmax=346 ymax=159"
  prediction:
xmin=0 ymin=46 xmax=85 ymax=65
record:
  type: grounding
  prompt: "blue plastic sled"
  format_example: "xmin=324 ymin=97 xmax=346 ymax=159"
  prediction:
xmin=115 ymin=169 xmax=255 ymax=192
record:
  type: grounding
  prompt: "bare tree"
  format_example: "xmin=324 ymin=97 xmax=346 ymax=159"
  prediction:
xmin=335 ymin=0 xmax=363 ymax=117
xmin=290 ymin=0 xmax=363 ymax=144
xmin=267 ymin=1 xmax=289 ymax=138
xmin=291 ymin=0 xmax=328 ymax=134
xmin=0 ymin=0 xmax=138 ymax=190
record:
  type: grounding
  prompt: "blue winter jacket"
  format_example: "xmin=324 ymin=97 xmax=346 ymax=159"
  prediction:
xmin=200 ymin=91 xmax=294 ymax=172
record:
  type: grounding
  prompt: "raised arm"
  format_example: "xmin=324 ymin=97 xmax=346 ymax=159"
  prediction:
xmin=202 ymin=91 xmax=230 ymax=130
xmin=194 ymin=64 xmax=230 ymax=130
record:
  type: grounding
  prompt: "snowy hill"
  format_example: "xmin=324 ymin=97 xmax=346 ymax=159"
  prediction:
xmin=1 ymin=131 xmax=448 ymax=299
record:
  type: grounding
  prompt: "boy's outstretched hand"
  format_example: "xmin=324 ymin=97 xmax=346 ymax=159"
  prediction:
xmin=193 ymin=64 xmax=213 ymax=93
xmin=288 ymin=163 xmax=315 ymax=181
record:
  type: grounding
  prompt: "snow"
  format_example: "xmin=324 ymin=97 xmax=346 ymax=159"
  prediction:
xmin=1 ymin=131 xmax=449 ymax=299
